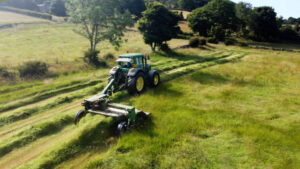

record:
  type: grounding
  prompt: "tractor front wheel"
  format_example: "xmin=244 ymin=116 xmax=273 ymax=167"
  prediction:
xmin=128 ymin=72 xmax=145 ymax=95
xmin=149 ymin=70 xmax=160 ymax=88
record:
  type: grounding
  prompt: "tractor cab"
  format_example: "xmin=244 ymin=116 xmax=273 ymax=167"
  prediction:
xmin=118 ymin=53 xmax=150 ymax=71
xmin=116 ymin=57 xmax=133 ymax=68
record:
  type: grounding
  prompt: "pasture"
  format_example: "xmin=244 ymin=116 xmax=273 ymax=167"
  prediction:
xmin=0 ymin=12 xmax=299 ymax=169
xmin=0 ymin=11 xmax=50 ymax=25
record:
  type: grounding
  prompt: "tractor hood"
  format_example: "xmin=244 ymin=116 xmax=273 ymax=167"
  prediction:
xmin=110 ymin=65 xmax=130 ymax=75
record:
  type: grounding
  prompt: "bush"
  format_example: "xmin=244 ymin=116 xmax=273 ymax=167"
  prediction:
xmin=18 ymin=61 xmax=48 ymax=78
xmin=210 ymin=25 xmax=225 ymax=41
xmin=280 ymin=26 xmax=300 ymax=42
xmin=199 ymin=38 xmax=207 ymax=46
xmin=50 ymin=0 xmax=67 ymax=16
xmin=159 ymin=43 xmax=171 ymax=52
xmin=224 ymin=38 xmax=237 ymax=46
xmin=207 ymin=37 xmax=218 ymax=44
xmin=0 ymin=6 xmax=52 ymax=20
xmin=189 ymin=37 xmax=200 ymax=47
xmin=84 ymin=50 xmax=107 ymax=67
xmin=103 ymin=53 xmax=115 ymax=60
xmin=238 ymin=42 xmax=249 ymax=47
xmin=0 ymin=67 xmax=14 ymax=80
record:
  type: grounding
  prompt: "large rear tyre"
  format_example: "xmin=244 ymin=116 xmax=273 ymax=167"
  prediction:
xmin=128 ymin=72 xmax=145 ymax=95
xmin=149 ymin=70 xmax=160 ymax=88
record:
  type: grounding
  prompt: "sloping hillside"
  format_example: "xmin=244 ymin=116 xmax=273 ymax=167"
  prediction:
xmin=0 ymin=23 xmax=299 ymax=169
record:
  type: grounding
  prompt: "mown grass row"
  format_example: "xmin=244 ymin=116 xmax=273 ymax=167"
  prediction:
xmin=162 ymin=53 xmax=247 ymax=82
xmin=0 ymin=81 xmax=43 ymax=95
xmin=0 ymin=114 xmax=73 ymax=158
xmin=0 ymin=80 xmax=103 ymax=113
xmin=15 ymin=52 xmax=246 ymax=169
xmin=18 ymin=116 xmax=114 ymax=169
xmin=0 ymin=82 xmax=107 ymax=127
xmin=0 ymin=79 xmax=86 ymax=105
xmin=154 ymin=52 xmax=233 ymax=72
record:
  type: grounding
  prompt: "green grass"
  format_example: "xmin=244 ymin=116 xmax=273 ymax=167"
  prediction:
xmin=0 ymin=22 xmax=299 ymax=169
xmin=83 ymin=51 xmax=299 ymax=169
xmin=0 ymin=11 xmax=50 ymax=25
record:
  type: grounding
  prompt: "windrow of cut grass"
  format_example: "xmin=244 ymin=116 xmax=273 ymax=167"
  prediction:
xmin=14 ymin=52 xmax=246 ymax=169
xmin=0 ymin=82 xmax=107 ymax=127
xmin=154 ymin=52 xmax=233 ymax=72
xmin=17 ymin=116 xmax=114 ymax=169
xmin=0 ymin=79 xmax=86 ymax=105
xmin=0 ymin=80 xmax=102 ymax=113
xmin=0 ymin=114 xmax=73 ymax=158
xmin=0 ymin=81 xmax=43 ymax=95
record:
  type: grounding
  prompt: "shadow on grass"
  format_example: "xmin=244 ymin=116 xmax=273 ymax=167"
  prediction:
xmin=191 ymin=72 xmax=229 ymax=84
xmin=154 ymin=50 xmax=231 ymax=65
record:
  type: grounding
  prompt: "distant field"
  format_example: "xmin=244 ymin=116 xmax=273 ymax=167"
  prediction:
xmin=0 ymin=23 xmax=188 ymax=74
xmin=173 ymin=10 xmax=190 ymax=19
xmin=0 ymin=11 xmax=50 ymax=25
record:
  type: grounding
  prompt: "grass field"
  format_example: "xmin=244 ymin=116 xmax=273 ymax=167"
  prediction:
xmin=0 ymin=11 xmax=50 ymax=25
xmin=0 ymin=13 xmax=299 ymax=169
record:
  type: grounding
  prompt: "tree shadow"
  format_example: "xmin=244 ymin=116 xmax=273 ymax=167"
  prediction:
xmin=154 ymin=50 xmax=228 ymax=64
xmin=190 ymin=72 xmax=229 ymax=84
xmin=190 ymin=71 xmax=264 ymax=87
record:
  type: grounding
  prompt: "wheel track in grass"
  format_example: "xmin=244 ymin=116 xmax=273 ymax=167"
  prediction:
xmin=11 ymin=52 xmax=247 ymax=169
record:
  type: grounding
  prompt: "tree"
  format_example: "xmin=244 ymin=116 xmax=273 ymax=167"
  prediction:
xmin=121 ymin=0 xmax=146 ymax=18
xmin=137 ymin=2 xmax=180 ymax=51
xmin=178 ymin=0 xmax=210 ymax=11
xmin=280 ymin=26 xmax=300 ymax=42
xmin=235 ymin=2 xmax=252 ymax=36
xmin=249 ymin=7 xmax=279 ymax=41
xmin=66 ymin=0 xmax=133 ymax=64
xmin=287 ymin=17 xmax=297 ymax=24
xmin=187 ymin=8 xmax=212 ymax=36
xmin=50 ymin=0 xmax=67 ymax=16
xmin=187 ymin=0 xmax=238 ymax=39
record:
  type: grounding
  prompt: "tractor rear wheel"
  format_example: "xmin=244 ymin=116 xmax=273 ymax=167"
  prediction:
xmin=128 ymin=72 xmax=145 ymax=95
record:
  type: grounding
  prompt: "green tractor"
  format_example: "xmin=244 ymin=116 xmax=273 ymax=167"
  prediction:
xmin=109 ymin=53 xmax=160 ymax=94
xmin=74 ymin=53 xmax=160 ymax=132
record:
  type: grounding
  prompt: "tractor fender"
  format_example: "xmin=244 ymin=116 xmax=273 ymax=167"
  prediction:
xmin=110 ymin=67 xmax=118 ymax=75
xmin=127 ymin=68 xmax=144 ymax=77
xmin=148 ymin=70 xmax=158 ymax=77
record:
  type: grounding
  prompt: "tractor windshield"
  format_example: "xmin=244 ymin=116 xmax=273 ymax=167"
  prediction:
xmin=117 ymin=58 xmax=133 ymax=68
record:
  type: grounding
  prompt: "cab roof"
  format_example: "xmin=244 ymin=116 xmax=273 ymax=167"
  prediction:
xmin=119 ymin=53 xmax=144 ymax=58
